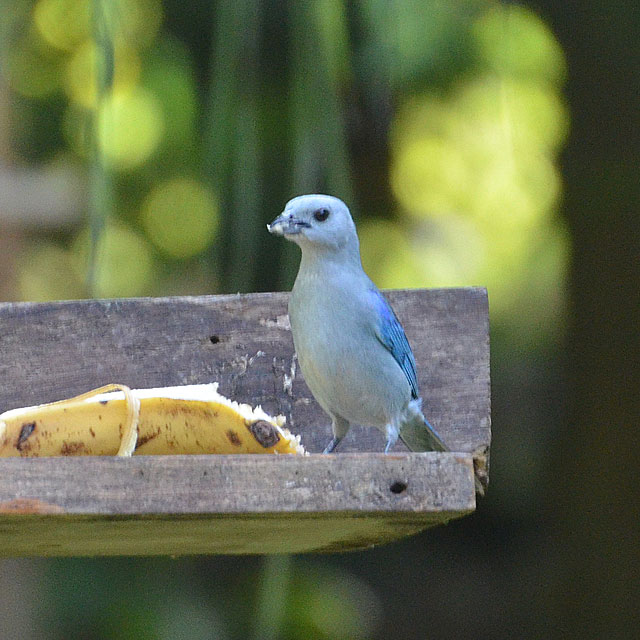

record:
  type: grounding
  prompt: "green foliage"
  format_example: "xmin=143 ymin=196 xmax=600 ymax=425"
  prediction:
xmin=2 ymin=2 xmax=572 ymax=637
xmin=5 ymin=0 xmax=568 ymax=318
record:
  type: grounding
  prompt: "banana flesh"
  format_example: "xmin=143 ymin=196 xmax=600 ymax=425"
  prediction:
xmin=0 ymin=384 xmax=304 ymax=457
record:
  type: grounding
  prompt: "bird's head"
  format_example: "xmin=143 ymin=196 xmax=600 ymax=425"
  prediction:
xmin=268 ymin=194 xmax=358 ymax=255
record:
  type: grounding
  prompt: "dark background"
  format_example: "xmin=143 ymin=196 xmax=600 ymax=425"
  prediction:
xmin=0 ymin=1 xmax=638 ymax=638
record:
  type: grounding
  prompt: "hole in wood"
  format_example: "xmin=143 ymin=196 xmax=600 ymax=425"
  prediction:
xmin=389 ymin=481 xmax=407 ymax=494
xmin=209 ymin=335 xmax=220 ymax=344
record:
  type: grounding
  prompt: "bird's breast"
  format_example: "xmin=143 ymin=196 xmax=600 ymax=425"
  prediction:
xmin=288 ymin=281 xmax=410 ymax=427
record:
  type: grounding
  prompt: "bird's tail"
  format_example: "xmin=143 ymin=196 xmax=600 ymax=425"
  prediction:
xmin=399 ymin=416 xmax=448 ymax=453
xmin=399 ymin=412 xmax=485 ymax=496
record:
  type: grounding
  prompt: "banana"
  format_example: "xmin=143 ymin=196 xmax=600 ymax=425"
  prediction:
xmin=0 ymin=384 xmax=304 ymax=457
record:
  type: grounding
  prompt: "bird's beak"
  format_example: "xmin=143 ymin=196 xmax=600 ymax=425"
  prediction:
xmin=267 ymin=212 xmax=310 ymax=236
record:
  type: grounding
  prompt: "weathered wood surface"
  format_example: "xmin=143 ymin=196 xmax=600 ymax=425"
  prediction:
xmin=0 ymin=288 xmax=490 ymax=556
xmin=0 ymin=288 xmax=490 ymax=454
xmin=0 ymin=453 xmax=475 ymax=556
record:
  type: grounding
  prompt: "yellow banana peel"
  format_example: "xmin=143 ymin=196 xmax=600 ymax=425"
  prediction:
xmin=0 ymin=384 xmax=305 ymax=457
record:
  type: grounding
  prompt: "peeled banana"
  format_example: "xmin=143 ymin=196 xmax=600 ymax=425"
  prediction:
xmin=0 ymin=384 xmax=304 ymax=457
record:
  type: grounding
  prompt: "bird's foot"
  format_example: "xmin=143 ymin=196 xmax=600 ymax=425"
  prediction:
xmin=384 ymin=425 xmax=399 ymax=453
xmin=323 ymin=436 xmax=342 ymax=454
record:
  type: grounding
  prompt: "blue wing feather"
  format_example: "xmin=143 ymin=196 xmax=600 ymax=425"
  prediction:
xmin=370 ymin=289 xmax=419 ymax=399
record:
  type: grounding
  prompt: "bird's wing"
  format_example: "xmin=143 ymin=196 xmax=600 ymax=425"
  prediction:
xmin=369 ymin=288 xmax=419 ymax=399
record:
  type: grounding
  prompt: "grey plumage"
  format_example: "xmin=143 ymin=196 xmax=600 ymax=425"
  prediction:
xmin=268 ymin=194 xmax=481 ymax=493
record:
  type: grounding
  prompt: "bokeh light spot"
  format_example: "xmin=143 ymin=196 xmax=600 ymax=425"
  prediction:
xmin=391 ymin=137 xmax=468 ymax=216
xmin=472 ymin=4 xmax=567 ymax=84
xmin=64 ymin=40 xmax=141 ymax=108
xmin=98 ymin=88 xmax=164 ymax=169
xmin=18 ymin=243 xmax=85 ymax=302
xmin=72 ymin=222 xmax=155 ymax=297
xmin=114 ymin=0 xmax=164 ymax=49
xmin=34 ymin=0 xmax=90 ymax=51
xmin=141 ymin=178 xmax=219 ymax=259
xmin=388 ymin=5 xmax=569 ymax=327
xmin=34 ymin=0 xmax=162 ymax=52
xmin=360 ymin=220 xmax=421 ymax=289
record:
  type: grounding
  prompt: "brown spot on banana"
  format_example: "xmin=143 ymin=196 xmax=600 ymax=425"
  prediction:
xmin=136 ymin=428 xmax=160 ymax=448
xmin=16 ymin=422 xmax=36 ymax=451
xmin=249 ymin=420 xmax=281 ymax=448
xmin=61 ymin=441 xmax=88 ymax=455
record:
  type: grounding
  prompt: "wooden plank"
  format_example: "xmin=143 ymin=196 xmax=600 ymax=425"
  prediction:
xmin=0 ymin=453 xmax=475 ymax=556
xmin=0 ymin=288 xmax=490 ymax=454
xmin=0 ymin=289 xmax=489 ymax=555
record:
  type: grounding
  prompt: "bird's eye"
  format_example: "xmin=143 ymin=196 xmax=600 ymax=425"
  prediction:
xmin=314 ymin=208 xmax=330 ymax=222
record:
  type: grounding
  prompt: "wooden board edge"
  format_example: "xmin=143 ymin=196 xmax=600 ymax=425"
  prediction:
xmin=0 ymin=452 xmax=476 ymax=515
xmin=0 ymin=508 xmax=475 ymax=557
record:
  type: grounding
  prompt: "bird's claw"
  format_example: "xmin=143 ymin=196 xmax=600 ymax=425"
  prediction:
xmin=323 ymin=436 xmax=342 ymax=454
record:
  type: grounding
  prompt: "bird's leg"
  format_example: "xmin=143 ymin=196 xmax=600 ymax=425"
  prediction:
xmin=384 ymin=423 xmax=400 ymax=453
xmin=323 ymin=415 xmax=349 ymax=454
xmin=323 ymin=436 xmax=342 ymax=454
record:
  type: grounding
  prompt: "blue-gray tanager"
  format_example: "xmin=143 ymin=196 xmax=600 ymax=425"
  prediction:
xmin=267 ymin=194 xmax=450 ymax=457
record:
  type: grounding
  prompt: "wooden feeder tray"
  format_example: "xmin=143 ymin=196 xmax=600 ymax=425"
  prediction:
xmin=0 ymin=289 xmax=490 ymax=556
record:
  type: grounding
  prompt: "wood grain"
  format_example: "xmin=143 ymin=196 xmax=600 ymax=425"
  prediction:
xmin=0 ymin=288 xmax=490 ymax=454
xmin=0 ymin=453 xmax=475 ymax=556
xmin=0 ymin=289 xmax=490 ymax=555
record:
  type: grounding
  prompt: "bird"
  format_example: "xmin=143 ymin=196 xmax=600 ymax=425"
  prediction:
xmin=266 ymin=194 xmax=459 ymax=455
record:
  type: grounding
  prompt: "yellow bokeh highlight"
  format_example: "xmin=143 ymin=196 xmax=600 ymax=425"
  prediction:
xmin=72 ymin=222 xmax=155 ymax=298
xmin=472 ymin=4 xmax=567 ymax=84
xmin=64 ymin=40 xmax=141 ymax=108
xmin=387 ymin=4 xmax=569 ymax=326
xmin=361 ymin=216 xmax=485 ymax=290
xmin=18 ymin=243 xmax=85 ymax=302
xmin=412 ymin=215 xmax=485 ymax=286
xmin=391 ymin=82 xmax=567 ymax=233
xmin=391 ymin=137 xmax=468 ymax=217
xmin=141 ymin=178 xmax=219 ymax=259
xmin=115 ymin=0 xmax=164 ymax=49
xmin=98 ymin=88 xmax=164 ymax=169
xmin=34 ymin=0 xmax=90 ymax=51
xmin=454 ymin=77 xmax=569 ymax=152
xmin=33 ymin=0 xmax=163 ymax=52
xmin=360 ymin=220 xmax=421 ymax=289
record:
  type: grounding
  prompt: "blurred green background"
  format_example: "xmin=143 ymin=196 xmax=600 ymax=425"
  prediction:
xmin=0 ymin=1 xmax=637 ymax=638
